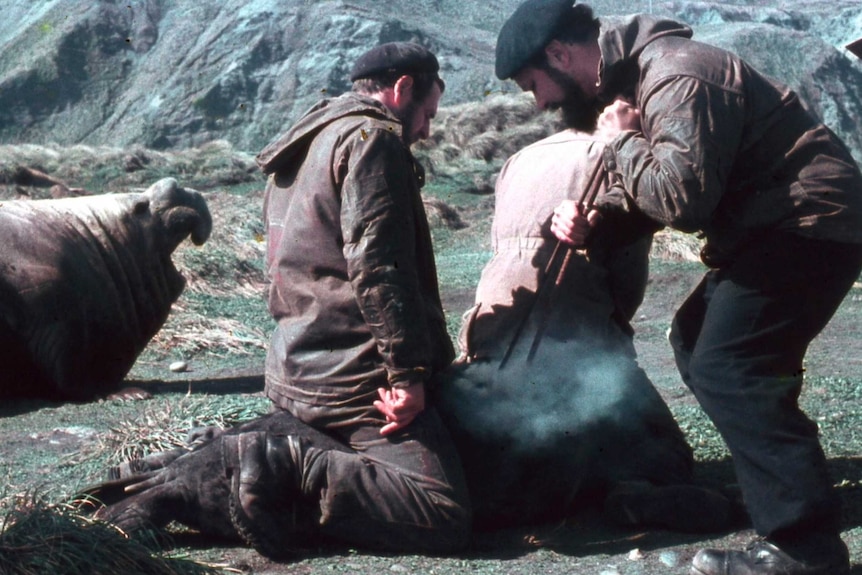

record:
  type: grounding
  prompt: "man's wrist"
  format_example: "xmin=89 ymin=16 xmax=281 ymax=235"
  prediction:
xmin=387 ymin=366 xmax=428 ymax=388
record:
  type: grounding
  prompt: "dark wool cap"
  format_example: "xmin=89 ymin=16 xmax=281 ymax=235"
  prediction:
xmin=848 ymin=37 xmax=862 ymax=59
xmin=495 ymin=0 xmax=575 ymax=79
xmin=350 ymin=42 xmax=439 ymax=82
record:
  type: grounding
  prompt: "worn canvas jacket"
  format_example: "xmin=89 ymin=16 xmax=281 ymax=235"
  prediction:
xmin=597 ymin=15 xmax=862 ymax=260
xmin=257 ymin=92 xmax=454 ymax=425
xmin=461 ymin=130 xmax=655 ymax=361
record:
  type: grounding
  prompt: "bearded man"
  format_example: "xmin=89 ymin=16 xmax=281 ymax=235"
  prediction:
xmin=496 ymin=1 xmax=862 ymax=574
xmin=86 ymin=42 xmax=471 ymax=558
xmin=250 ymin=41 xmax=471 ymax=554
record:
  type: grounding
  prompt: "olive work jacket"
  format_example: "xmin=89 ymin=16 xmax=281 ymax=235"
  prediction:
xmin=257 ymin=92 xmax=454 ymax=427
xmin=595 ymin=15 xmax=862 ymax=262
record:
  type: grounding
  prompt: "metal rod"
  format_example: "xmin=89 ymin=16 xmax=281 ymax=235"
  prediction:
xmin=498 ymin=155 xmax=606 ymax=369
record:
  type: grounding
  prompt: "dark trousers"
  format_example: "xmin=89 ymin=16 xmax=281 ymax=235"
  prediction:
xmin=669 ymin=232 xmax=862 ymax=539
xmin=302 ymin=408 xmax=472 ymax=553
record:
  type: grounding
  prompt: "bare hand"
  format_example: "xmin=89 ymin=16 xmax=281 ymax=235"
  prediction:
xmin=595 ymin=99 xmax=640 ymax=140
xmin=550 ymin=200 xmax=601 ymax=246
xmin=374 ymin=382 xmax=425 ymax=436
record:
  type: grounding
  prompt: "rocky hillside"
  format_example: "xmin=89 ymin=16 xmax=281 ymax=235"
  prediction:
xmin=1 ymin=0 xmax=861 ymax=160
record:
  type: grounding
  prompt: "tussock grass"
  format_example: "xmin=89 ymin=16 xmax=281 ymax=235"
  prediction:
xmin=416 ymin=93 xmax=562 ymax=178
xmin=66 ymin=395 xmax=267 ymax=468
xmin=0 ymin=498 xmax=220 ymax=575
xmin=650 ymin=229 xmax=704 ymax=261
xmin=145 ymin=309 xmax=269 ymax=361
xmin=0 ymin=140 xmax=261 ymax=198
xmin=424 ymin=196 xmax=468 ymax=230
xmin=176 ymin=190 xmax=267 ymax=297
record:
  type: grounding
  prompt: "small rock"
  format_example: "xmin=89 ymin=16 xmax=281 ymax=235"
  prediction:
xmin=627 ymin=548 xmax=644 ymax=560
xmin=659 ymin=550 xmax=679 ymax=567
xmin=169 ymin=360 xmax=189 ymax=373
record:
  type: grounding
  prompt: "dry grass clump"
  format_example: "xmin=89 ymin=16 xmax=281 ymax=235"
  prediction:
xmin=651 ymin=229 xmax=704 ymax=261
xmin=417 ymin=93 xmax=563 ymax=168
xmin=0 ymin=499 xmax=219 ymax=575
xmin=0 ymin=140 xmax=261 ymax=199
xmin=68 ymin=395 xmax=267 ymax=468
xmin=147 ymin=312 xmax=268 ymax=359
xmin=424 ymin=196 xmax=468 ymax=230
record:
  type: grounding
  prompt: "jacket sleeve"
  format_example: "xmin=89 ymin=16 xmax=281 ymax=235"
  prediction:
xmin=604 ymin=75 xmax=745 ymax=233
xmin=339 ymin=127 xmax=437 ymax=387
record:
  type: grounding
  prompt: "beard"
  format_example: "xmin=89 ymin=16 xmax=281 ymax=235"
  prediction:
xmin=544 ymin=66 xmax=602 ymax=133
xmin=395 ymin=100 xmax=418 ymax=146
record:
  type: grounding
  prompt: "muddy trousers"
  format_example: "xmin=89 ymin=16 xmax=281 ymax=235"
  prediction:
xmin=669 ymin=232 xmax=862 ymax=541
xmin=286 ymin=408 xmax=471 ymax=553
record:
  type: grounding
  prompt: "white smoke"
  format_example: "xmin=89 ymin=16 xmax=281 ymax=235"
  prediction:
xmin=439 ymin=333 xmax=663 ymax=455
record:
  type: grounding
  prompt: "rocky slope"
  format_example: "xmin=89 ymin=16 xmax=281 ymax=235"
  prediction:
xmin=1 ymin=0 xmax=861 ymax=159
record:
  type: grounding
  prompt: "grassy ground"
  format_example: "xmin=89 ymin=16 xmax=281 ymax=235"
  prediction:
xmin=3 ymin=253 xmax=861 ymax=574
xmin=2 ymin=132 xmax=862 ymax=572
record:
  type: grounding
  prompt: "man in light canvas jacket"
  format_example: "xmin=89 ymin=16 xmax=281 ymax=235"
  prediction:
xmin=441 ymin=124 xmax=734 ymax=534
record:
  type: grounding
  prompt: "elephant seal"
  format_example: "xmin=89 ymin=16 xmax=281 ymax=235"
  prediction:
xmin=80 ymin=410 xmax=351 ymax=559
xmin=0 ymin=177 xmax=212 ymax=400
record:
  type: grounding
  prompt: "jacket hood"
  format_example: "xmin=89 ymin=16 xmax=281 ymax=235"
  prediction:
xmin=256 ymin=92 xmax=401 ymax=175
xmin=597 ymin=14 xmax=693 ymax=100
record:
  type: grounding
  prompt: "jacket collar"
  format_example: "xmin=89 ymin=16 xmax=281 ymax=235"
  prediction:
xmin=256 ymin=92 xmax=402 ymax=175
xmin=596 ymin=14 xmax=693 ymax=102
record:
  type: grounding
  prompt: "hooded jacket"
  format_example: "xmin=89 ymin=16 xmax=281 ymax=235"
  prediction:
xmin=596 ymin=15 xmax=862 ymax=260
xmin=257 ymin=92 xmax=453 ymax=425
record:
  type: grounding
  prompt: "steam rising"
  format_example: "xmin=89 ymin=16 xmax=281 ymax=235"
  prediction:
xmin=446 ymin=343 xmax=634 ymax=451
xmin=436 ymin=314 xmax=693 ymax=526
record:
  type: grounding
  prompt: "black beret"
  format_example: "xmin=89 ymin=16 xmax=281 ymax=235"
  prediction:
xmin=350 ymin=42 xmax=440 ymax=82
xmin=495 ymin=0 xmax=575 ymax=79
xmin=848 ymin=38 xmax=862 ymax=59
